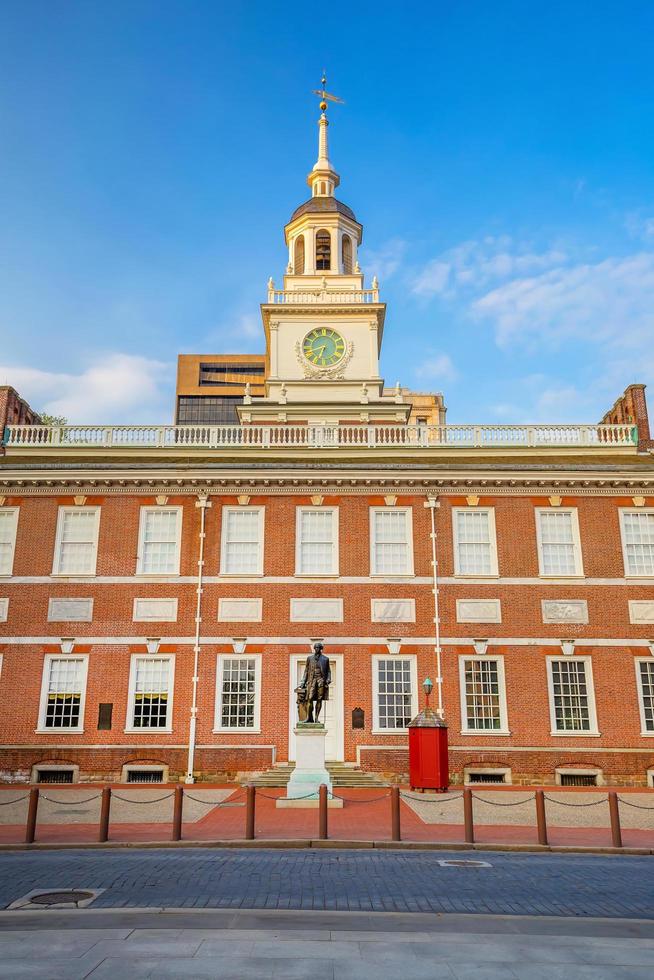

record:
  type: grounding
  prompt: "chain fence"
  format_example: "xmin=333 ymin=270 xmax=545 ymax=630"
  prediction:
xmin=616 ymin=796 xmax=654 ymax=810
xmin=329 ymin=790 xmax=391 ymax=803
xmin=39 ymin=794 xmax=102 ymax=805
xmin=472 ymin=794 xmax=534 ymax=807
xmin=184 ymin=789 xmax=246 ymax=808
xmin=543 ymin=795 xmax=606 ymax=807
xmin=110 ymin=792 xmax=175 ymax=805
xmin=0 ymin=795 xmax=29 ymax=806
xmin=400 ymin=791 xmax=463 ymax=803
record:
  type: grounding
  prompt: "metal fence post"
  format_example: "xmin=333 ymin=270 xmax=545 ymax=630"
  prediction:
xmin=25 ymin=787 xmax=39 ymax=844
xmin=98 ymin=786 xmax=111 ymax=843
xmin=608 ymin=791 xmax=623 ymax=848
xmin=463 ymin=787 xmax=474 ymax=844
xmin=535 ymin=790 xmax=548 ymax=846
xmin=391 ymin=786 xmax=401 ymax=842
xmin=245 ymin=784 xmax=256 ymax=840
xmin=319 ymin=784 xmax=328 ymax=840
xmin=172 ymin=785 xmax=184 ymax=842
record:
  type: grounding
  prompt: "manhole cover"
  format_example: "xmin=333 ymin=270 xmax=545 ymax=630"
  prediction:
xmin=437 ymin=859 xmax=492 ymax=868
xmin=30 ymin=890 xmax=95 ymax=906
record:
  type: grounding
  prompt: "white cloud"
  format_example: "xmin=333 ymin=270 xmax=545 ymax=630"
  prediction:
xmin=364 ymin=239 xmax=407 ymax=281
xmin=624 ymin=211 xmax=654 ymax=241
xmin=414 ymin=353 xmax=457 ymax=383
xmin=412 ymin=236 xmax=568 ymax=297
xmin=0 ymin=353 xmax=174 ymax=424
xmin=472 ymin=252 xmax=654 ymax=351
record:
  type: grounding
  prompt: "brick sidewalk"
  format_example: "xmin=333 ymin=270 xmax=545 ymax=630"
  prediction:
xmin=1 ymin=786 xmax=653 ymax=848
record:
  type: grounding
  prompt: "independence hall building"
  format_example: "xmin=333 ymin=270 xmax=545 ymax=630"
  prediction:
xmin=1 ymin=106 xmax=654 ymax=790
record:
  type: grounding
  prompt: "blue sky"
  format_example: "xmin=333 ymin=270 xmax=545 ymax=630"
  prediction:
xmin=1 ymin=1 xmax=654 ymax=424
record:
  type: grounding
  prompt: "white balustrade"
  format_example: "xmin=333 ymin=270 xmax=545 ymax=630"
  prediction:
xmin=268 ymin=288 xmax=379 ymax=304
xmin=3 ymin=422 xmax=637 ymax=451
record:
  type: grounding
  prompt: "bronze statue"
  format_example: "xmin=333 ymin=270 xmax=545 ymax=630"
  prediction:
xmin=295 ymin=642 xmax=331 ymax=723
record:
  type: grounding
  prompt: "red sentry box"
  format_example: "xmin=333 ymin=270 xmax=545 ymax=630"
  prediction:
xmin=408 ymin=712 xmax=449 ymax=792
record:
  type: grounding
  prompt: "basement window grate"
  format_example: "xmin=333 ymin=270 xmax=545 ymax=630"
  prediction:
xmin=37 ymin=769 xmax=74 ymax=784
xmin=559 ymin=773 xmax=598 ymax=787
xmin=467 ymin=772 xmax=506 ymax=784
xmin=126 ymin=769 xmax=164 ymax=784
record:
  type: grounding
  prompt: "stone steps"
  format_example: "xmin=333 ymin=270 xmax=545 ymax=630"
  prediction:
xmin=249 ymin=763 xmax=388 ymax=788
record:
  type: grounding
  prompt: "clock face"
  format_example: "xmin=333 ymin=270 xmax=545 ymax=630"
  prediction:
xmin=302 ymin=328 xmax=346 ymax=367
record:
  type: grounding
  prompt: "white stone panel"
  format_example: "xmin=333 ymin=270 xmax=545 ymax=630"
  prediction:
xmin=456 ymin=599 xmax=502 ymax=624
xmin=629 ymin=600 xmax=654 ymax=624
xmin=290 ymin=598 xmax=344 ymax=622
xmin=541 ymin=600 xmax=588 ymax=624
xmin=218 ymin=598 xmax=263 ymax=622
xmin=371 ymin=599 xmax=416 ymax=623
xmin=0 ymin=598 xmax=7 ymax=622
xmin=47 ymin=598 xmax=93 ymax=622
xmin=133 ymin=598 xmax=178 ymax=622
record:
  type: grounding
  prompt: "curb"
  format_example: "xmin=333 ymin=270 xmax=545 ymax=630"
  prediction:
xmin=0 ymin=838 xmax=651 ymax=855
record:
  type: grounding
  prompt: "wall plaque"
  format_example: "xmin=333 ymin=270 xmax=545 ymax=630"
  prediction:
xmin=133 ymin=598 xmax=178 ymax=622
xmin=0 ymin=598 xmax=7 ymax=623
xmin=47 ymin=598 xmax=93 ymax=622
xmin=352 ymin=707 xmax=365 ymax=729
xmin=290 ymin=598 xmax=343 ymax=622
xmin=456 ymin=599 xmax=502 ymax=624
xmin=541 ymin=600 xmax=588 ymax=624
xmin=629 ymin=601 xmax=654 ymax=624
xmin=218 ymin=598 xmax=263 ymax=622
xmin=371 ymin=599 xmax=415 ymax=623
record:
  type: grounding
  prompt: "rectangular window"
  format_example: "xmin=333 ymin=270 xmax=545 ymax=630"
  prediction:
xmin=370 ymin=508 xmax=413 ymax=576
xmin=38 ymin=657 xmax=87 ymax=731
xmin=0 ymin=508 xmax=19 ymax=576
xmin=52 ymin=508 xmax=100 ymax=575
xmin=536 ymin=509 xmax=583 ymax=576
xmin=215 ymin=655 xmax=261 ymax=730
xmin=127 ymin=656 xmax=173 ymax=730
xmin=373 ymin=656 xmax=417 ymax=731
xmin=620 ymin=511 xmax=654 ymax=576
xmin=636 ymin=659 xmax=654 ymax=734
xmin=453 ymin=509 xmax=498 ymax=576
xmin=459 ymin=657 xmax=508 ymax=733
xmin=548 ymin=658 xmax=598 ymax=734
xmin=296 ymin=508 xmax=338 ymax=575
xmin=220 ymin=507 xmax=264 ymax=575
xmin=137 ymin=508 xmax=182 ymax=575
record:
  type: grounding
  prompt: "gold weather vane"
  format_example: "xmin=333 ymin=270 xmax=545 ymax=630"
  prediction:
xmin=312 ymin=73 xmax=345 ymax=112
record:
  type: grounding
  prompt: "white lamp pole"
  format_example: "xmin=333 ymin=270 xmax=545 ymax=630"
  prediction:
xmin=424 ymin=496 xmax=444 ymax=717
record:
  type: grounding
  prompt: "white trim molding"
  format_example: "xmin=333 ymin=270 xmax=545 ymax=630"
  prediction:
xmin=132 ymin=598 xmax=179 ymax=622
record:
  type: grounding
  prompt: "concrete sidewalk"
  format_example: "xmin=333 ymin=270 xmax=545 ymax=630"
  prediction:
xmin=0 ymin=908 xmax=653 ymax=979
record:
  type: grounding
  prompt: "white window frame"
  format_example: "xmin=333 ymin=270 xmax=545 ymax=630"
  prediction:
xmin=546 ymin=655 xmax=599 ymax=736
xmin=635 ymin=657 xmax=654 ymax=736
xmin=214 ymin=653 xmax=262 ymax=732
xmin=295 ymin=506 xmax=339 ymax=576
xmin=125 ymin=654 xmax=175 ymax=733
xmin=535 ymin=507 xmax=584 ymax=578
xmin=51 ymin=507 xmax=101 ymax=576
xmin=619 ymin=509 xmax=654 ymax=578
xmin=136 ymin=506 xmax=183 ymax=576
xmin=36 ymin=654 xmax=89 ymax=733
xmin=0 ymin=508 xmax=19 ymax=577
xmin=371 ymin=653 xmax=418 ymax=734
xmin=458 ymin=655 xmax=510 ymax=735
xmin=452 ymin=507 xmax=499 ymax=577
xmin=219 ymin=506 xmax=265 ymax=576
xmin=369 ymin=507 xmax=414 ymax=577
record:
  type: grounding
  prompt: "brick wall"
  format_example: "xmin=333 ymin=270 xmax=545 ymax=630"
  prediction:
xmin=600 ymin=383 xmax=652 ymax=448
xmin=1 ymin=490 xmax=654 ymax=784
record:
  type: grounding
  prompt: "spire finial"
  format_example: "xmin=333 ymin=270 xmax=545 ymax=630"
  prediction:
xmin=312 ymin=72 xmax=345 ymax=115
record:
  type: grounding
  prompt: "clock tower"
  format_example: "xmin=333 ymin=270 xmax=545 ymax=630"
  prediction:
xmin=240 ymin=82 xmax=410 ymax=425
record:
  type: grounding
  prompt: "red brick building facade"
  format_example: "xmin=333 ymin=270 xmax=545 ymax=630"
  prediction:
xmin=1 ymin=107 xmax=654 ymax=788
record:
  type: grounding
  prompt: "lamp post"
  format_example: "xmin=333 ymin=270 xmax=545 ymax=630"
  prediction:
xmin=423 ymin=677 xmax=433 ymax=708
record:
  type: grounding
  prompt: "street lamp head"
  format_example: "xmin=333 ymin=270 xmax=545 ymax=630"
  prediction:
xmin=423 ymin=677 xmax=434 ymax=696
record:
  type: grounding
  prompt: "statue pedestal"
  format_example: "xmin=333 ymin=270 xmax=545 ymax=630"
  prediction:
xmin=276 ymin=723 xmax=343 ymax=808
